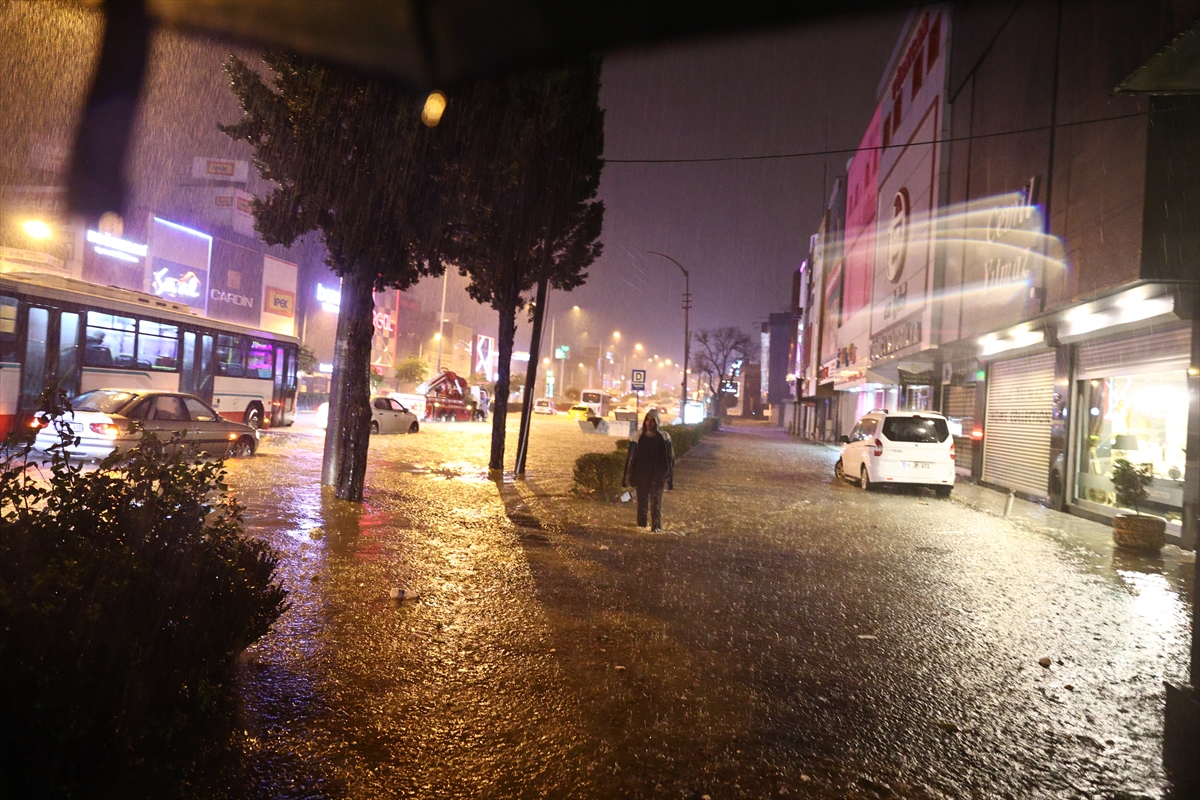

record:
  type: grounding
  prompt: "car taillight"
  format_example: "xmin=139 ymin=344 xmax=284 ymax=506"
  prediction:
xmin=873 ymin=438 xmax=883 ymax=457
xmin=970 ymin=428 xmax=984 ymax=441
xmin=228 ymin=433 xmax=238 ymax=441
xmin=950 ymin=442 xmax=956 ymax=460
xmin=30 ymin=417 xmax=47 ymax=429
xmin=89 ymin=423 xmax=120 ymax=438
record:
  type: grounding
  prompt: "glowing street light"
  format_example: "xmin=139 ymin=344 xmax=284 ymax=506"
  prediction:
xmin=635 ymin=343 xmax=643 ymax=352
xmin=21 ymin=219 xmax=52 ymax=240
xmin=612 ymin=331 xmax=621 ymax=340
xmin=421 ymin=91 xmax=447 ymax=127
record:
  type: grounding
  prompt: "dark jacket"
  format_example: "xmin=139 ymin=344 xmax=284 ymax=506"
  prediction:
xmin=623 ymin=415 xmax=674 ymax=489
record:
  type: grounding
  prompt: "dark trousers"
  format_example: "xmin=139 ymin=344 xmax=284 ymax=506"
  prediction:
xmin=636 ymin=482 xmax=665 ymax=530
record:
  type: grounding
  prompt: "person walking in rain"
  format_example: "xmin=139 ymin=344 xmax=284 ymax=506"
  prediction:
xmin=622 ymin=408 xmax=674 ymax=531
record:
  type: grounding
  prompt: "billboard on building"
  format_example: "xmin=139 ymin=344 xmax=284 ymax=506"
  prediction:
xmin=147 ymin=217 xmax=211 ymax=313
xmin=260 ymin=255 xmax=298 ymax=335
xmin=203 ymin=187 xmax=257 ymax=236
xmin=869 ymin=6 xmax=948 ymax=367
xmin=80 ymin=229 xmax=145 ymax=290
xmin=191 ymin=157 xmax=250 ymax=183
xmin=474 ymin=334 xmax=496 ymax=380
xmin=208 ymin=238 xmax=263 ymax=326
xmin=949 ymin=176 xmax=1062 ymax=338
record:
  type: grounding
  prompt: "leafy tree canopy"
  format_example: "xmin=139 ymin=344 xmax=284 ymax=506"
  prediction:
xmin=221 ymin=52 xmax=456 ymax=289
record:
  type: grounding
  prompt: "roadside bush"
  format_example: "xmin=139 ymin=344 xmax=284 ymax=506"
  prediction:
xmin=572 ymin=450 xmax=628 ymax=500
xmin=614 ymin=438 xmax=631 ymax=452
xmin=661 ymin=424 xmax=698 ymax=455
xmin=0 ymin=389 xmax=287 ymax=796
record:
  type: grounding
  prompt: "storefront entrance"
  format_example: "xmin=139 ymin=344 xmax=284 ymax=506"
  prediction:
xmin=1070 ymin=324 xmax=1191 ymax=531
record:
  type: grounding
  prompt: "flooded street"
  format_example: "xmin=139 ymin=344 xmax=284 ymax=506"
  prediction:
xmin=220 ymin=417 xmax=1193 ymax=799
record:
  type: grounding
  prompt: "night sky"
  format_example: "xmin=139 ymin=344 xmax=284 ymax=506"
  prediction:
xmin=565 ymin=12 xmax=906 ymax=364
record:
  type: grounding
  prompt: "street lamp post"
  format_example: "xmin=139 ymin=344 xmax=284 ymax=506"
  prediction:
xmin=649 ymin=252 xmax=691 ymax=414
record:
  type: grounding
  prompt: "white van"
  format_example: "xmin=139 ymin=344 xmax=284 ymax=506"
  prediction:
xmin=835 ymin=410 xmax=955 ymax=496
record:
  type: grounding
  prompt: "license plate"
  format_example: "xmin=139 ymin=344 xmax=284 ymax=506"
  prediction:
xmin=901 ymin=461 xmax=931 ymax=469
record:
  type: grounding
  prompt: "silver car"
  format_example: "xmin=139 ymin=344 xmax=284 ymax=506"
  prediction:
xmin=33 ymin=389 xmax=258 ymax=461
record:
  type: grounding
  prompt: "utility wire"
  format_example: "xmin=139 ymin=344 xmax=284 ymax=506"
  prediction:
xmin=603 ymin=109 xmax=1148 ymax=165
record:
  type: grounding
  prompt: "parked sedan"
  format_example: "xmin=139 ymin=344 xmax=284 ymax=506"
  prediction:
xmin=315 ymin=396 xmax=420 ymax=434
xmin=33 ymin=389 xmax=258 ymax=460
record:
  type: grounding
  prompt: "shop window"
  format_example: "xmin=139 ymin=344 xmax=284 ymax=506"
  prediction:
xmin=1074 ymin=370 xmax=1188 ymax=524
xmin=137 ymin=319 xmax=178 ymax=370
xmin=85 ymin=311 xmax=135 ymax=367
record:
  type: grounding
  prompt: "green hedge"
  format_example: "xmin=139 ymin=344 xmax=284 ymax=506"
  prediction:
xmin=0 ymin=389 xmax=287 ymax=796
xmin=572 ymin=418 xmax=725 ymax=499
xmin=572 ymin=450 xmax=628 ymax=500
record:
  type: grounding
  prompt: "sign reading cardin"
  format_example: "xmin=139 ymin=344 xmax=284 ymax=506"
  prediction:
xmin=870 ymin=319 xmax=922 ymax=361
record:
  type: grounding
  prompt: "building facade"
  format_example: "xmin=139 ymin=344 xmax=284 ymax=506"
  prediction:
xmin=795 ymin=2 xmax=1199 ymax=547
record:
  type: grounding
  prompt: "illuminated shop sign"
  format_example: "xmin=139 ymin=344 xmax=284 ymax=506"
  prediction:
xmin=317 ymin=283 xmax=341 ymax=313
xmin=372 ymin=309 xmax=395 ymax=333
xmin=86 ymin=230 xmax=147 ymax=263
xmin=150 ymin=258 xmax=207 ymax=310
xmin=210 ymin=288 xmax=254 ymax=308
xmin=266 ymin=286 xmax=295 ymax=317
xmin=153 ymin=267 xmax=202 ymax=299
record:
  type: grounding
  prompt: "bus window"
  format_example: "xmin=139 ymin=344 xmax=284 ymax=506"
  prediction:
xmin=137 ymin=320 xmax=179 ymax=370
xmin=20 ymin=307 xmax=48 ymax=409
xmin=247 ymin=339 xmax=273 ymax=379
xmin=0 ymin=296 xmax=17 ymax=363
xmin=58 ymin=312 xmax=81 ymax=398
xmin=216 ymin=334 xmax=245 ymax=377
xmin=85 ymin=311 xmax=135 ymax=367
xmin=286 ymin=346 xmax=297 ymax=390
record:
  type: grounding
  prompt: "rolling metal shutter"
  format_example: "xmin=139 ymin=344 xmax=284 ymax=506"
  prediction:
xmin=982 ymin=351 xmax=1055 ymax=498
xmin=1076 ymin=323 xmax=1191 ymax=378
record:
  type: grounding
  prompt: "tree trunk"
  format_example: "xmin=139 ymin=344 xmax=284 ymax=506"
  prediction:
xmin=489 ymin=299 xmax=518 ymax=472
xmin=320 ymin=269 xmax=375 ymax=501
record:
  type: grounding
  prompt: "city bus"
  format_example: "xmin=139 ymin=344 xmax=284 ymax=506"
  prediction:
xmin=580 ymin=388 xmax=611 ymax=418
xmin=0 ymin=270 xmax=299 ymax=437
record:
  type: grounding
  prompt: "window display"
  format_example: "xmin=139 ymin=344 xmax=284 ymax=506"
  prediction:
xmin=1074 ymin=370 xmax=1188 ymax=525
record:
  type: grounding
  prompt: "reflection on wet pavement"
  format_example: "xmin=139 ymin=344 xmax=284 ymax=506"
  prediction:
xmin=222 ymin=417 xmax=1191 ymax=798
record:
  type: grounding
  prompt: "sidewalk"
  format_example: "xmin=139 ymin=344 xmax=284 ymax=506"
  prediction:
xmin=802 ymin=432 xmax=1196 ymax=583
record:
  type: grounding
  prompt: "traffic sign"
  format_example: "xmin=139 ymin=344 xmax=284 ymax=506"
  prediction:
xmin=631 ymin=369 xmax=646 ymax=391
xmin=554 ymin=345 xmax=570 ymax=359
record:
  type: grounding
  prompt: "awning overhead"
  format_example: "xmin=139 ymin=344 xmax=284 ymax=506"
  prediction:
xmin=1114 ymin=19 xmax=1200 ymax=95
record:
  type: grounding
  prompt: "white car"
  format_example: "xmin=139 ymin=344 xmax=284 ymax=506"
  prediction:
xmin=315 ymin=396 xmax=420 ymax=434
xmin=533 ymin=398 xmax=557 ymax=414
xmin=835 ymin=410 xmax=955 ymax=496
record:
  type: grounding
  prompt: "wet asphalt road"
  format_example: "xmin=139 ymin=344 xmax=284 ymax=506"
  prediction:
xmin=220 ymin=416 xmax=1193 ymax=799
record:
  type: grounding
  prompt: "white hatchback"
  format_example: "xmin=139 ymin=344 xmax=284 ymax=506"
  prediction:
xmin=835 ymin=410 xmax=955 ymax=496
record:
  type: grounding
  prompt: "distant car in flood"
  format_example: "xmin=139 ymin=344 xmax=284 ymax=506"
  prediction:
xmin=533 ymin=398 xmax=558 ymax=414
xmin=315 ymin=396 xmax=420 ymax=434
xmin=566 ymin=404 xmax=592 ymax=421
xmin=33 ymin=389 xmax=258 ymax=460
